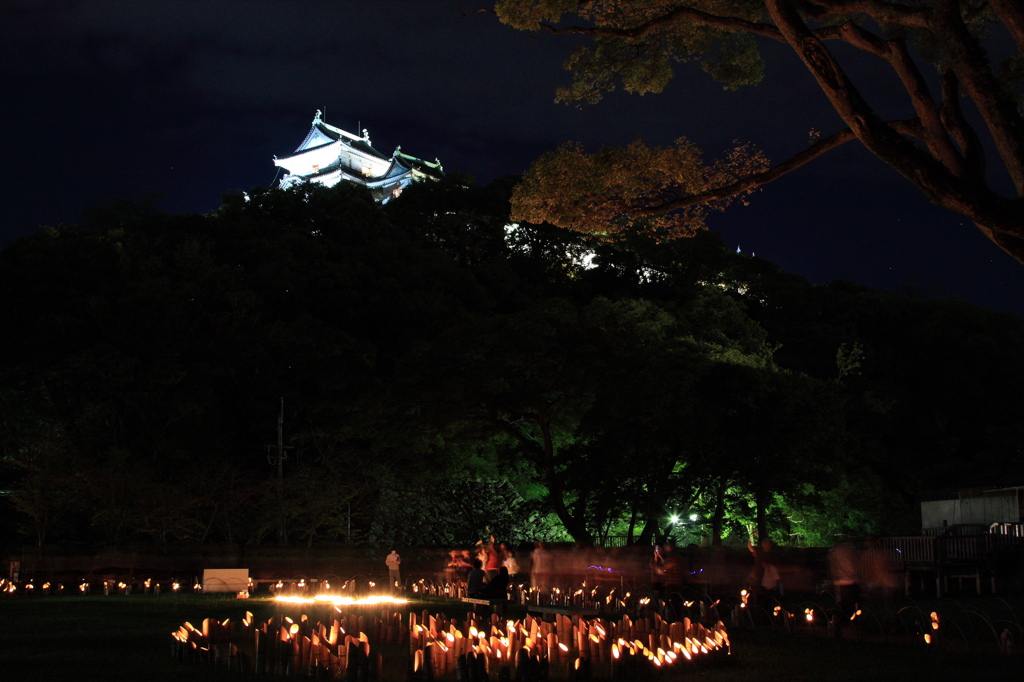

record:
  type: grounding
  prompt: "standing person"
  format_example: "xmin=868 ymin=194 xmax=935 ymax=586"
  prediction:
xmin=484 ymin=536 xmax=504 ymax=580
xmin=747 ymin=536 xmax=779 ymax=606
xmin=386 ymin=550 xmax=402 ymax=590
xmin=484 ymin=566 xmax=510 ymax=598
xmin=861 ymin=536 xmax=897 ymax=610
xmin=531 ymin=542 xmax=551 ymax=587
xmin=660 ymin=542 xmax=684 ymax=593
xmin=467 ymin=559 xmax=487 ymax=598
xmin=502 ymin=543 xmax=521 ymax=581
xmin=650 ymin=544 xmax=666 ymax=596
xmin=828 ymin=538 xmax=862 ymax=612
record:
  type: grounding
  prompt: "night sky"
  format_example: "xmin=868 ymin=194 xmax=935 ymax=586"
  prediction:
xmin=4 ymin=0 xmax=1024 ymax=317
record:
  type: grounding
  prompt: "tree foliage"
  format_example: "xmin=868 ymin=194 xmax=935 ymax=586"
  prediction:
xmin=512 ymin=139 xmax=769 ymax=239
xmin=2 ymin=179 xmax=1023 ymax=549
xmin=497 ymin=0 xmax=1024 ymax=263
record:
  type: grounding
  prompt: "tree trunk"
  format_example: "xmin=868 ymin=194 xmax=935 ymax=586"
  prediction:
xmin=709 ymin=478 xmax=728 ymax=546
xmin=755 ymin=486 xmax=770 ymax=543
xmin=637 ymin=518 xmax=658 ymax=546
xmin=538 ymin=419 xmax=594 ymax=545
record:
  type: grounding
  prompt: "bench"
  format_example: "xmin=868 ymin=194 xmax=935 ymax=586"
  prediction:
xmin=462 ymin=597 xmax=509 ymax=615
xmin=527 ymin=605 xmax=600 ymax=620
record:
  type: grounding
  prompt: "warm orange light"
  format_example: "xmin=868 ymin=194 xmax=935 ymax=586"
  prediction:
xmin=274 ymin=594 xmax=408 ymax=606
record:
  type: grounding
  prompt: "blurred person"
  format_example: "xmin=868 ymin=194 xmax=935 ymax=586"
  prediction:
xmin=385 ymin=550 xmax=402 ymax=591
xmin=748 ymin=536 xmax=780 ymax=605
xmin=531 ymin=542 xmax=552 ymax=587
xmin=484 ymin=566 xmax=510 ymax=599
xmin=501 ymin=542 xmax=522 ymax=581
xmin=467 ymin=558 xmax=487 ymax=598
xmin=861 ymin=536 xmax=898 ymax=609
xmin=483 ymin=536 xmax=505 ymax=580
xmin=828 ymin=537 xmax=862 ymax=612
xmin=650 ymin=544 xmax=666 ymax=595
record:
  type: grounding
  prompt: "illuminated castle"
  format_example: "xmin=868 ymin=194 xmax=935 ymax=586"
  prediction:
xmin=273 ymin=110 xmax=443 ymax=201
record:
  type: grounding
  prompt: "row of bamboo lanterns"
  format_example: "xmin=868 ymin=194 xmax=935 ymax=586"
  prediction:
xmin=408 ymin=610 xmax=729 ymax=680
xmin=0 ymin=576 xmax=381 ymax=597
xmin=171 ymin=609 xmax=405 ymax=677
xmin=1 ymin=577 xmax=194 ymax=596
xmin=410 ymin=579 xmax=672 ymax=621
xmin=174 ymin=605 xmax=730 ymax=680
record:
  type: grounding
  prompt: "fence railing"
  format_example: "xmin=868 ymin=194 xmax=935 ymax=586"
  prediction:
xmin=876 ymin=532 xmax=1023 ymax=568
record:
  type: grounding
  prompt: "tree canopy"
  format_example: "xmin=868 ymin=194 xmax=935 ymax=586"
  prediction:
xmin=2 ymin=179 xmax=1023 ymax=550
xmin=496 ymin=0 xmax=1024 ymax=263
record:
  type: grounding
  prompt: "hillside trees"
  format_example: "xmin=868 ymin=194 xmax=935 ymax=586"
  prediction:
xmin=2 ymin=179 xmax=1023 ymax=548
xmin=0 ymin=185 xmax=496 ymax=546
xmin=396 ymin=286 xmax=836 ymax=546
xmin=496 ymin=1 xmax=1024 ymax=263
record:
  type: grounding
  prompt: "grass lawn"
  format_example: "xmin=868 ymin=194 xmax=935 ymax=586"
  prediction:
xmin=0 ymin=593 xmax=1021 ymax=681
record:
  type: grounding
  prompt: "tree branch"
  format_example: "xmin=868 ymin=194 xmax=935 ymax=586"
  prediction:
xmin=932 ymin=0 xmax=1024 ymax=196
xmin=539 ymin=7 xmax=785 ymax=43
xmin=990 ymin=0 xmax=1024 ymax=52
xmin=632 ymin=128 xmax=858 ymax=216
xmin=838 ymin=20 xmax=967 ymax=176
xmin=803 ymin=0 xmax=930 ymax=28
xmin=939 ymin=69 xmax=987 ymax=181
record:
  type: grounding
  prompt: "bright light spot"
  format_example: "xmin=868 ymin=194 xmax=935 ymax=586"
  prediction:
xmin=275 ymin=594 xmax=408 ymax=606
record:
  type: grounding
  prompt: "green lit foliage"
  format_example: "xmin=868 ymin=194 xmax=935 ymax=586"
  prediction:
xmin=369 ymin=474 xmax=562 ymax=549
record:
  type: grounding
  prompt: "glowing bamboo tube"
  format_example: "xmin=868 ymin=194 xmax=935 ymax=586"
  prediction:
xmin=547 ymin=632 xmax=558 ymax=664
xmin=446 ymin=632 xmax=456 ymax=672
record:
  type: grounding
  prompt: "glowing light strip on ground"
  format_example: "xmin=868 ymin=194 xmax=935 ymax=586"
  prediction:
xmin=274 ymin=594 xmax=409 ymax=605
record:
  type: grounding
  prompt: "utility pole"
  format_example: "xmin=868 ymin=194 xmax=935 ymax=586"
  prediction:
xmin=267 ymin=397 xmax=294 ymax=544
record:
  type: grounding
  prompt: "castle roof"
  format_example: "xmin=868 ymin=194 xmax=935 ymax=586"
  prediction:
xmin=274 ymin=110 xmax=443 ymax=199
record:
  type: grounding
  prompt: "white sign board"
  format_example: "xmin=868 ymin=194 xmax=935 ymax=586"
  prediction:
xmin=202 ymin=568 xmax=249 ymax=593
